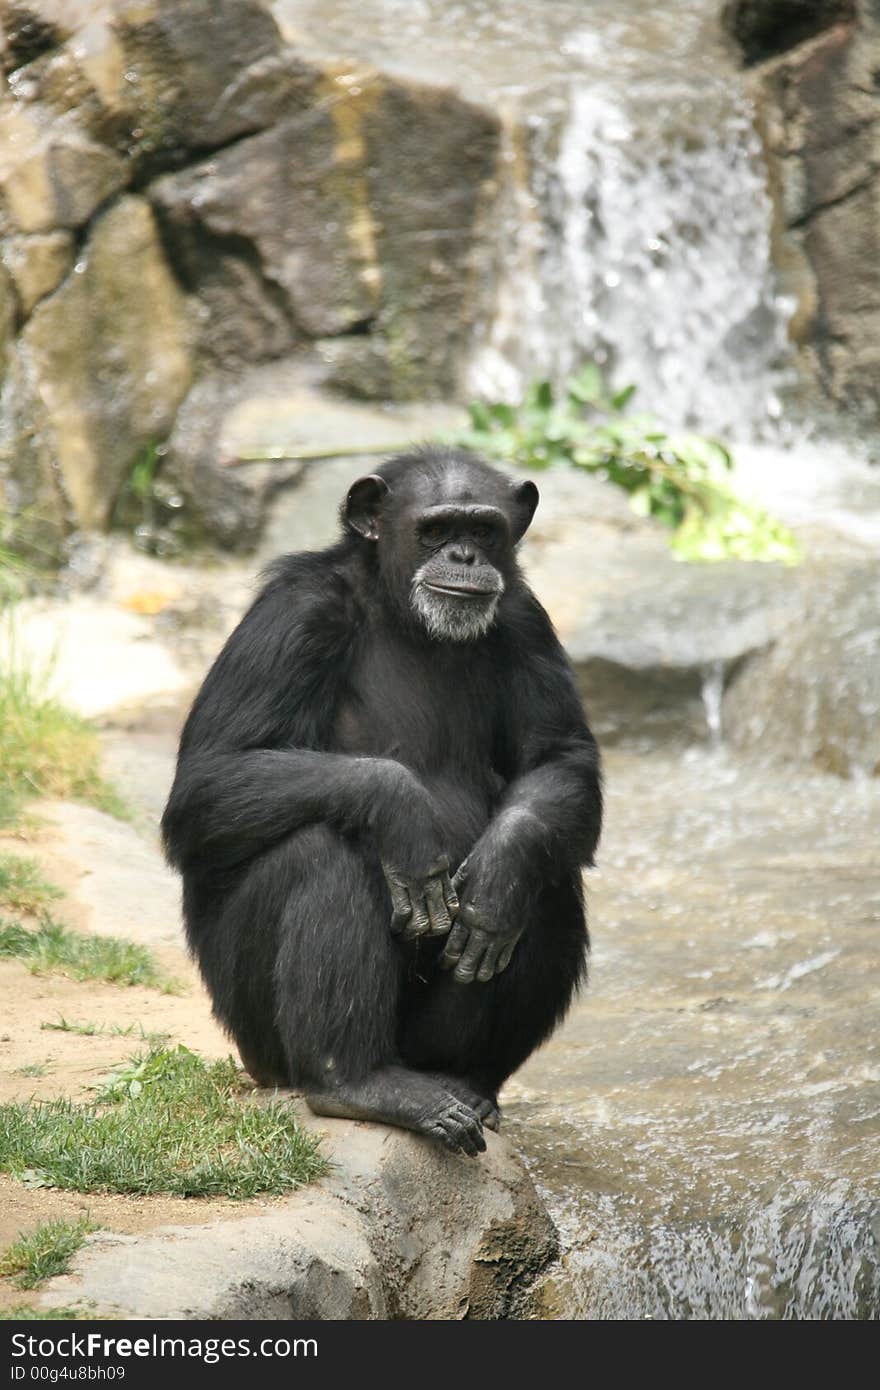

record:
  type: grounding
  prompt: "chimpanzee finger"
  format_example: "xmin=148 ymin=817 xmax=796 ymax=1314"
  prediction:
xmin=496 ymin=937 xmax=519 ymax=974
xmin=438 ymin=920 xmax=470 ymax=969
xmin=441 ymin=869 xmax=459 ymax=919
xmin=402 ymin=891 xmax=432 ymax=939
xmin=476 ymin=938 xmax=504 ymax=983
xmin=385 ymin=870 xmax=412 ymax=936
xmin=424 ymin=873 xmax=452 ymax=937
xmin=453 ymin=929 xmax=490 ymax=984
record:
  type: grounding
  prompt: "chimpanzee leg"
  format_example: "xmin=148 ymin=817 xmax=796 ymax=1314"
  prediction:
xmin=272 ymin=827 xmax=487 ymax=1156
xmin=400 ymin=875 xmax=588 ymax=1106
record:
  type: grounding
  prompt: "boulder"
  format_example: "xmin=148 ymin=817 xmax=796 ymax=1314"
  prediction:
xmin=150 ymin=100 xmax=376 ymax=354
xmin=19 ymin=195 xmax=191 ymax=529
xmin=39 ymin=1110 xmax=557 ymax=1320
xmin=151 ymin=69 xmax=500 ymax=396
xmin=509 ymin=466 xmax=804 ymax=744
xmin=723 ymin=560 xmax=880 ymax=776
xmin=165 ymin=360 xmax=464 ymax=550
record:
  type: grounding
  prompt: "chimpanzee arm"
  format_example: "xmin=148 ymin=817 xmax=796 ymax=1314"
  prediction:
xmin=162 ymin=560 xmax=454 ymax=933
xmin=440 ymin=595 xmax=602 ymax=982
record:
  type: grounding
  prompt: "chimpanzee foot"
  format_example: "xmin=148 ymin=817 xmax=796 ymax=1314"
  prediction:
xmin=303 ymin=1065 xmax=487 ymax=1156
xmin=425 ymin=1073 xmax=501 ymax=1131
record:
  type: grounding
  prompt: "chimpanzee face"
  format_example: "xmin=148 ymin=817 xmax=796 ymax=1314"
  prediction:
xmin=407 ymin=501 xmax=509 ymax=641
xmin=344 ymin=449 xmax=538 ymax=643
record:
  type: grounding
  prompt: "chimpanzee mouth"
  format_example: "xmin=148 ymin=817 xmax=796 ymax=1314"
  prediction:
xmin=412 ymin=568 xmax=505 ymax=641
xmin=422 ymin=582 xmax=497 ymax=600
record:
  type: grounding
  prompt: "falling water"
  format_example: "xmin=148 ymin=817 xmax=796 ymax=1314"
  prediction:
xmin=701 ymin=660 xmax=726 ymax=745
xmin=467 ymin=83 xmax=794 ymax=435
xmin=276 ymin=0 xmax=796 ymax=436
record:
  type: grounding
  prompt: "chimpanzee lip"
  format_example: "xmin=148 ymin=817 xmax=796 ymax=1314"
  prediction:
xmin=422 ymin=581 xmax=497 ymax=599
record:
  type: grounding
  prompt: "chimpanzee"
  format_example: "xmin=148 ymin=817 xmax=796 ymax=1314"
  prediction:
xmin=162 ymin=447 xmax=602 ymax=1156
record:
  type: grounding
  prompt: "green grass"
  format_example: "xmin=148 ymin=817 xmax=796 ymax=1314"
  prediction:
xmin=0 ymin=621 xmax=127 ymax=829
xmin=41 ymin=1018 xmax=170 ymax=1042
xmin=12 ymin=1064 xmax=51 ymax=1078
xmin=0 ymin=1045 xmax=328 ymax=1199
xmin=0 ymin=916 xmax=178 ymax=991
xmin=0 ymin=853 xmax=60 ymax=915
xmin=0 ymin=1218 xmax=96 ymax=1289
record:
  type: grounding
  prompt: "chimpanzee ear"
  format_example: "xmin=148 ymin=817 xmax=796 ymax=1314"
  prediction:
xmin=344 ymin=474 xmax=389 ymax=541
xmin=511 ymin=479 xmax=539 ymax=542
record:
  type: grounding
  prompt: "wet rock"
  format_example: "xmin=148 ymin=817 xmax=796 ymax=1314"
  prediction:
xmin=746 ymin=9 xmax=880 ymax=417
xmin=39 ymin=1109 xmax=557 ymax=1320
xmin=19 ymin=195 xmax=191 ymax=529
xmin=0 ymin=341 xmax=70 ymax=562
xmin=0 ymin=103 xmax=126 ymax=233
xmin=1 ymin=227 xmax=72 ymax=317
xmin=0 ymin=0 xmax=83 ymax=72
xmin=722 ymin=0 xmax=857 ymax=66
xmin=150 ymin=68 xmax=500 ymax=396
xmin=353 ymin=78 xmax=500 ymax=399
xmin=150 ymin=100 xmax=374 ymax=352
xmin=113 ymin=0 xmax=287 ymax=164
xmin=723 ymin=562 xmax=880 ymax=776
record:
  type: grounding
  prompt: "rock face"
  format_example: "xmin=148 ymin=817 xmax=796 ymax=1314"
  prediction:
xmin=40 ymin=1110 xmax=558 ymax=1320
xmin=0 ymin=0 xmax=502 ymax=554
xmin=17 ymin=195 xmax=192 ymax=530
xmin=729 ymin=0 xmax=880 ymax=418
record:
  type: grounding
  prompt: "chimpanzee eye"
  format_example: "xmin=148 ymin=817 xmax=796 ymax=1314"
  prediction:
xmin=421 ymin=523 xmax=448 ymax=546
xmin=472 ymin=523 xmax=493 ymax=543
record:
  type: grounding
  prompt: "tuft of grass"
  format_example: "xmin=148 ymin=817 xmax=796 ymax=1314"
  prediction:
xmin=0 ymin=1305 xmax=87 ymax=1320
xmin=0 ymin=1218 xmax=96 ymax=1289
xmin=0 ymin=1045 xmax=327 ymax=1199
xmin=0 ymin=853 xmax=61 ymax=915
xmin=41 ymin=1018 xmax=170 ymax=1043
xmin=0 ymin=916 xmax=179 ymax=991
xmin=0 ymin=621 xmax=127 ymax=829
xmin=13 ymin=1064 xmax=51 ymax=1078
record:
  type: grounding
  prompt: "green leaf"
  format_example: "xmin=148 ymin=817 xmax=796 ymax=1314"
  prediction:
xmin=611 ymin=383 xmax=637 ymax=411
xmin=449 ymin=361 xmax=800 ymax=566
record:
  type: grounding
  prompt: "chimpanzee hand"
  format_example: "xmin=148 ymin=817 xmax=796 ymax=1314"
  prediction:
xmin=438 ymin=843 xmax=524 ymax=984
xmin=375 ymin=763 xmax=457 ymax=941
xmin=381 ymin=859 xmax=459 ymax=942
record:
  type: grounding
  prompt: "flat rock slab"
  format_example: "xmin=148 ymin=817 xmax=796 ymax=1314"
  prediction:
xmin=32 ymin=799 xmax=181 ymax=949
xmin=38 ymin=1106 xmax=557 ymax=1320
xmin=3 ymin=596 xmax=192 ymax=721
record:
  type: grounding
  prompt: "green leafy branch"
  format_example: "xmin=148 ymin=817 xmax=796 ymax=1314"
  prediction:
xmin=455 ymin=364 xmax=799 ymax=564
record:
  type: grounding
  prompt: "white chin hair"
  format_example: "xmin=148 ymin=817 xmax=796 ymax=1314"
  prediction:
xmin=411 ymin=580 xmax=501 ymax=642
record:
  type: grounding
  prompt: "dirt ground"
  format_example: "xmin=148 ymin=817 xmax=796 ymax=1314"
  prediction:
xmin=0 ymin=810 xmax=292 ymax=1314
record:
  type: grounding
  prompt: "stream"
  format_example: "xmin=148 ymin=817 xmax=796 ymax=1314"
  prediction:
xmin=504 ymin=746 xmax=880 ymax=1319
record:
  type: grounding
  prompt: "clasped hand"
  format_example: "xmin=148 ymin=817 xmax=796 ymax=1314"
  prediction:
xmin=381 ymin=845 xmax=523 ymax=985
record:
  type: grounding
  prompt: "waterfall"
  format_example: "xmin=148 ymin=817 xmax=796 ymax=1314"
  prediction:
xmin=467 ymin=82 xmax=795 ymax=437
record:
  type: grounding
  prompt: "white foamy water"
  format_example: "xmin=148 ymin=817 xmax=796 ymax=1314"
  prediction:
xmin=468 ymin=84 xmax=794 ymax=436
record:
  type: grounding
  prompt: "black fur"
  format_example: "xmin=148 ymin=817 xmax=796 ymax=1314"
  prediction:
xmin=162 ymin=448 xmax=602 ymax=1155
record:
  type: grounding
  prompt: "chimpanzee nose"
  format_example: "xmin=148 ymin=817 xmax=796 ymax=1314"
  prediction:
xmin=448 ymin=541 xmax=476 ymax=565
